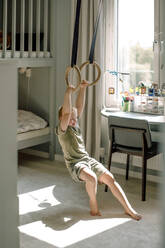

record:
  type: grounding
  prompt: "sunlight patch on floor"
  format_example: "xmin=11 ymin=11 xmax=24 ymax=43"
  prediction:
xmin=18 ymin=185 xmax=60 ymax=215
xmin=19 ymin=217 xmax=131 ymax=247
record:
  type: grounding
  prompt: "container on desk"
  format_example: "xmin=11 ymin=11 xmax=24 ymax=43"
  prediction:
xmin=122 ymin=100 xmax=134 ymax=112
xmin=140 ymin=86 xmax=146 ymax=94
xmin=148 ymin=87 xmax=155 ymax=96
xmin=129 ymin=101 xmax=134 ymax=112
xmin=152 ymin=97 xmax=158 ymax=113
xmin=133 ymin=95 xmax=165 ymax=114
xmin=122 ymin=101 xmax=129 ymax=112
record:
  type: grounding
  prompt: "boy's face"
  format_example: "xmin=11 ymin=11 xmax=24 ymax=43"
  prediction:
xmin=69 ymin=108 xmax=78 ymax=127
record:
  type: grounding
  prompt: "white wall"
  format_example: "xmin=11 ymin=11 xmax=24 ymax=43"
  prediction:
xmin=0 ymin=63 xmax=19 ymax=248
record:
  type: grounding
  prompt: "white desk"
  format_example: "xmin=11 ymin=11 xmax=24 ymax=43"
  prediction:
xmin=101 ymin=108 xmax=165 ymax=143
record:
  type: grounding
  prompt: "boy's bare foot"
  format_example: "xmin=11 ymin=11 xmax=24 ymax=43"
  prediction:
xmin=89 ymin=199 xmax=101 ymax=216
xmin=90 ymin=210 xmax=101 ymax=216
xmin=125 ymin=210 xmax=142 ymax=221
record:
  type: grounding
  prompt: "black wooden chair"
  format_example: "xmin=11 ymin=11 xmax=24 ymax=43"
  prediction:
xmin=104 ymin=116 xmax=162 ymax=201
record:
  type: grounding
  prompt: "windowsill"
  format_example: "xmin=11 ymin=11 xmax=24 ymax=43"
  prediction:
xmin=103 ymin=106 xmax=121 ymax=112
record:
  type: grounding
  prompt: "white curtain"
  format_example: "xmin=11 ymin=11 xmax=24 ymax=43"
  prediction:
xmin=71 ymin=0 xmax=105 ymax=160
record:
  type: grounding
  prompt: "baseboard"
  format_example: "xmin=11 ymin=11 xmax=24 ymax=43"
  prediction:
xmin=109 ymin=162 xmax=162 ymax=183
xmin=20 ymin=149 xmax=65 ymax=162
xmin=111 ymin=162 xmax=162 ymax=176
xmin=20 ymin=148 xmax=49 ymax=158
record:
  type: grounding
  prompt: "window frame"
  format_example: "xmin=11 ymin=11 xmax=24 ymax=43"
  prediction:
xmin=104 ymin=0 xmax=161 ymax=108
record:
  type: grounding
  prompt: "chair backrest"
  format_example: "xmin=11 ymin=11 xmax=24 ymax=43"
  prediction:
xmin=108 ymin=116 xmax=152 ymax=149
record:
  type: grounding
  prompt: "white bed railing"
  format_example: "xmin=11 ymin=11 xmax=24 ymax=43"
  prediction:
xmin=1 ymin=0 xmax=54 ymax=59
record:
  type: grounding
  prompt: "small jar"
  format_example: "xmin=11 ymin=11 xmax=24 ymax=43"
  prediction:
xmin=122 ymin=101 xmax=129 ymax=112
xmin=129 ymin=101 xmax=134 ymax=112
xmin=141 ymin=86 xmax=146 ymax=94
xmin=148 ymin=87 xmax=155 ymax=96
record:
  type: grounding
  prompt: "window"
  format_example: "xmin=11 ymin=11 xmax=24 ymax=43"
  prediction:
xmin=104 ymin=0 xmax=159 ymax=108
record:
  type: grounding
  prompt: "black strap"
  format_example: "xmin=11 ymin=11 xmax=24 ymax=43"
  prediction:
xmin=71 ymin=0 xmax=81 ymax=67
xmin=89 ymin=0 xmax=103 ymax=64
xmin=71 ymin=0 xmax=103 ymax=67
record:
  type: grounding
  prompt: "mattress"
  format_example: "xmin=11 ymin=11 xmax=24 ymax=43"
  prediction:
xmin=18 ymin=110 xmax=48 ymax=134
xmin=17 ymin=127 xmax=49 ymax=142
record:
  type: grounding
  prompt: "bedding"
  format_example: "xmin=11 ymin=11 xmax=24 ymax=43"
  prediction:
xmin=18 ymin=110 xmax=48 ymax=134
xmin=17 ymin=127 xmax=49 ymax=141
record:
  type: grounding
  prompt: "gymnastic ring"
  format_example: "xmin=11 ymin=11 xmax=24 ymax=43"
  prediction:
xmin=65 ymin=65 xmax=81 ymax=92
xmin=79 ymin=61 xmax=101 ymax=86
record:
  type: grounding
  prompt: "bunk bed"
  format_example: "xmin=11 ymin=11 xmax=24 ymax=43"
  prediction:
xmin=0 ymin=0 xmax=55 ymax=160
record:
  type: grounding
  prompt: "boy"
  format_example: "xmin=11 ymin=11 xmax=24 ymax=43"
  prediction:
xmin=56 ymin=80 xmax=141 ymax=220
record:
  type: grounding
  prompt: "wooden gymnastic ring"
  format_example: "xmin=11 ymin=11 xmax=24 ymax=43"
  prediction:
xmin=79 ymin=61 xmax=101 ymax=86
xmin=65 ymin=65 xmax=81 ymax=92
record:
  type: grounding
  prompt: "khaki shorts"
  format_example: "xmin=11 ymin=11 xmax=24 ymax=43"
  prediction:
xmin=67 ymin=157 xmax=108 ymax=183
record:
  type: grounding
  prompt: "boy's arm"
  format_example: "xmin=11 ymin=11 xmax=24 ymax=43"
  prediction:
xmin=60 ymin=86 xmax=74 ymax=131
xmin=76 ymin=80 xmax=89 ymax=118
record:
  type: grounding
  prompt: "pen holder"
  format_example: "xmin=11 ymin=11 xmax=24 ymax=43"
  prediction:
xmin=122 ymin=101 xmax=129 ymax=112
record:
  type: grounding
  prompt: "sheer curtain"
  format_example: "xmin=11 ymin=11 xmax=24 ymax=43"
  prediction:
xmin=71 ymin=0 xmax=105 ymax=160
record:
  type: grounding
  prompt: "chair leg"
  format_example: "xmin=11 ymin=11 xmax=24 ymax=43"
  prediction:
xmin=105 ymin=142 xmax=113 ymax=192
xmin=142 ymin=156 xmax=147 ymax=201
xmin=163 ymin=153 xmax=165 ymax=163
xmin=126 ymin=154 xmax=130 ymax=180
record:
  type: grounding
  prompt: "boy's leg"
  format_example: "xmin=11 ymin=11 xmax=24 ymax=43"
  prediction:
xmin=79 ymin=167 xmax=101 ymax=216
xmin=99 ymin=171 xmax=142 ymax=221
